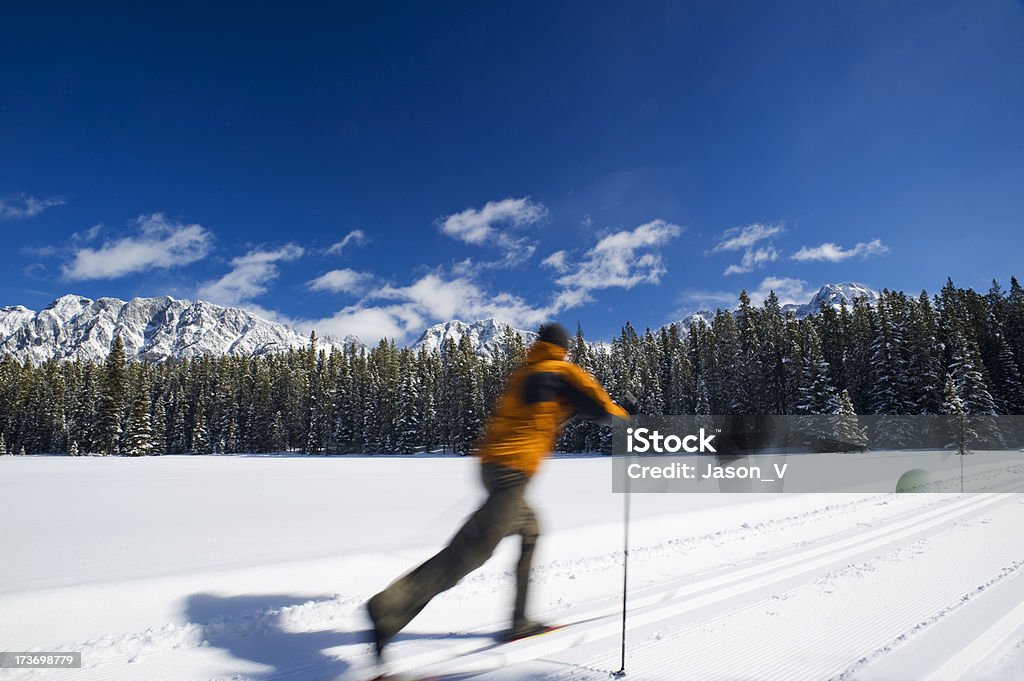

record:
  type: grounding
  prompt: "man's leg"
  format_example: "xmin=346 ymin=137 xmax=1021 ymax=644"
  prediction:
xmin=367 ymin=463 xmax=528 ymax=653
xmin=512 ymin=500 xmax=539 ymax=626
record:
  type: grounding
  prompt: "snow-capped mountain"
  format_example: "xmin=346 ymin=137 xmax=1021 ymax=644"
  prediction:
xmin=785 ymin=282 xmax=879 ymax=317
xmin=0 ymin=294 xmax=349 ymax=364
xmin=413 ymin=319 xmax=537 ymax=361
xmin=670 ymin=283 xmax=880 ymax=332
xmin=1 ymin=283 xmax=881 ymax=364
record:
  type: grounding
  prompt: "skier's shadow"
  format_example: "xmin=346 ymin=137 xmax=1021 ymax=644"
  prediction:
xmin=184 ymin=593 xmax=497 ymax=679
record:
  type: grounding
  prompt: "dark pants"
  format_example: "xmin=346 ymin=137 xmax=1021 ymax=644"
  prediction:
xmin=368 ymin=462 xmax=540 ymax=642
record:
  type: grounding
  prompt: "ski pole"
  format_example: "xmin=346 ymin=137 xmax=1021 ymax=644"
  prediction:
xmin=611 ymin=466 xmax=630 ymax=678
xmin=612 ymin=399 xmax=635 ymax=678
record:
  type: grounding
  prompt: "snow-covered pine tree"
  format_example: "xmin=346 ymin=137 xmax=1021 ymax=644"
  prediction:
xmin=0 ymin=432 xmax=6 ymax=455
xmin=870 ymin=293 xmax=916 ymax=447
xmin=795 ymin=322 xmax=839 ymax=449
xmin=191 ymin=404 xmax=210 ymax=454
xmin=758 ymin=291 xmax=789 ymax=415
xmin=123 ymin=375 xmax=154 ymax=457
xmin=733 ymin=291 xmax=765 ymax=415
xmin=151 ymin=392 xmax=167 ymax=455
xmin=941 ymin=372 xmax=973 ymax=454
xmin=68 ymin=439 xmax=79 ymax=457
xmin=270 ymin=410 xmax=286 ymax=452
xmin=796 ymin=323 xmax=838 ymax=415
xmin=993 ymin=330 xmax=1024 ymax=414
xmin=833 ymin=389 xmax=867 ymax=451
xmin=97 ymin=335 xmax=128 ymax=455
xmin=948 ymin=330 xmax=1003 ymax=447
xmin=394 ymin=349 xmax=421 ymax=454
xmin=455 ymin=335 xmax=485 ymax=455
xmin=906 ymin=292 xmax=944 ymax=414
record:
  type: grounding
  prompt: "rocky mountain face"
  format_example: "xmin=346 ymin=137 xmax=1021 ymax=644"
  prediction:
xmin=412 ymin=318 xmax=538 ymax=361
xmin=670 ymin=282 xmax=880 ymax=332
xmin=0 ymin=283 xmax=880 ymax=364
xmin=0 ymin=294 xmax=346 ymax=364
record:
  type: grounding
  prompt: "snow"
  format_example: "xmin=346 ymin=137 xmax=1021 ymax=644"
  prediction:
xmin=1 ymin=455 xmax=1022 ymax=681
xmin=413 ymin=319 xmax=537 ymax=360
xmin=0 ymin=295 xmax=349 ymax=363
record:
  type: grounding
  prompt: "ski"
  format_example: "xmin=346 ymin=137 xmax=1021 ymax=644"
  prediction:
xmin=369 ymin=616 xmax=602 ymax=681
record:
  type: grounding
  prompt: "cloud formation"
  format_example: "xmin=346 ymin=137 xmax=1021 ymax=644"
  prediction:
xmin=712 ymin=222 xmax=785 ymax=276
xmin=555 ymin=219 xmax=682 ymax=295
xmin=198 ymin=244 xmax=304 ymax=309
xmin=312 ymin=272 xmax=554 ymax=345
xmin=712 ymin=223 xmax=784 ymax=252
xmin=541 ymin=250 xmax=570 ymax=273
xmin=678 ymin=275 xmax=811 ymax=316
xmin=0 ymin=194 xmax=66 ymax=221
xmin=439 ymin=197 xmax=547 ymax=268
xmin=723 ymin=245 xmax=779 ymax=275
xmin=326 ymin=229 xmax=368 ymax=255
xmin=310 ymin=218 xmax=683 ymax=345
xmin=62 ymin=213 xmax=213 ymax=281
xmin=307 ymin=268 xmax=371 ymax=294
xmin=791 ymin=239 xmax=889 ymax=262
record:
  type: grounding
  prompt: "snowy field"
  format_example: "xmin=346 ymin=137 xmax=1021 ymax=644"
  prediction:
xmin=2 ymin=455 xmax=1024 ymax=681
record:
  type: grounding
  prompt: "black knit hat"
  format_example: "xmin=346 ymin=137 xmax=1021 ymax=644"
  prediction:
xmin=538 ymin=322 xmax=570 ymax=350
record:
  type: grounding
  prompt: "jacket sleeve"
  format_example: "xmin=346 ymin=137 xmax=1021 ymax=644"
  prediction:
xmin=559 ymin=363 xmax=630 ymax=424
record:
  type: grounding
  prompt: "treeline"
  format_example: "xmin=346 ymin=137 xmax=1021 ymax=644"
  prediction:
xmin=0 ymin=278 xmax=1022 ymax=456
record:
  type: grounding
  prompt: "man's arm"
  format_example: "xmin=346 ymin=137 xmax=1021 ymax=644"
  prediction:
xmin=558 ymin=364 xmax=631 ymax=424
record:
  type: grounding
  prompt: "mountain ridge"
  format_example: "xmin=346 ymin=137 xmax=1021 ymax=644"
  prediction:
xmin=0 ymin=283 xmax=880 ymax=363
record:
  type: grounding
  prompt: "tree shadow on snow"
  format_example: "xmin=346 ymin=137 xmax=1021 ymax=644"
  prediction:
xmin=184 ymin=593 xmax=499 ymax=679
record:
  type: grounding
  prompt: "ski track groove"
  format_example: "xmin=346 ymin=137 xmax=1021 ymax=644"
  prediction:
xmin=8 ymin=488 xmax=1021 ymax=681
xmin=2 ymin=491 xmax=922 ymax=681
xmin=550 ymin=493 xmax=1024 ymax=681
xmin=367 ymin=492 xmax=1021 ymax=681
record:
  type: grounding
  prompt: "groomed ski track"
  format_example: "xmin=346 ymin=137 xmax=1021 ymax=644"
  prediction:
xmin=2 ymin=456 xmax=1023 ymax=681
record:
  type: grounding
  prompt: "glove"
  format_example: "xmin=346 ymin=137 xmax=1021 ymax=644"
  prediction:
xmin=621 ymin=390 xmax=640 ymax=416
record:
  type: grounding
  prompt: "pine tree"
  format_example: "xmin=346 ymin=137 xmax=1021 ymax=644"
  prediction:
xmin=796 ymin=324 xmax=838 ymax=415
xmin=271 ymin=411 xmax=286 ymax=453
xmin=948 ymin=331 xmax=1003 ymax=447
xmin=68 ymin=440 xmax=79 ymax=457
xmin=97 ymin=335 xmax=128 ymax=455
xmin=191 ymin=405 xmax=210 ymax=454
xmin=941 ymin=373 xmax=973 ymax=454
xmin=0 ymin=432 xmax=6 ymax=455
xmin=123 ymin=382 xmax=154 ymax=457
xmin=833 ymin=389 xmax=867 ymax=451
xmin=151 ymin=394 xmax=167 ymax=455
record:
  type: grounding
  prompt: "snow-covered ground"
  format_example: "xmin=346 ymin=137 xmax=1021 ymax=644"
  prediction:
xmin=2 ymin=454 xmax=1023 ymax=681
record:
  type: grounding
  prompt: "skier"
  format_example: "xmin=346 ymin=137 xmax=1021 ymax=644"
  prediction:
xmin=366 ymin=322 xmax=633 ymax=659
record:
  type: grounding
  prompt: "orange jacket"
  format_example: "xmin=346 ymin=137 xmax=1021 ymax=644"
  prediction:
xmin=477 ymin=340 xmax=629 ymax=476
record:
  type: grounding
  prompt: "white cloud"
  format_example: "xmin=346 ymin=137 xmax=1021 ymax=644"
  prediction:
xmin=62 ymin=213 xmax=213 ymax=281
xmin=0 ymin=194 xmax=66 ymax=221
xmin=791 ymin=239 xmax=890 ymax=262
xmin=307 ymin=268 xmax=371 ymax=294
xmin=326 ymin=229 xmax=367 ymax=255
xmin=306 ymin=217 xmax=683 ymax=345
xmin=723 ymin=245 xmax=779 ymax=275
xmin=541 ymin=250 xmax=570 ymax=273
xmin=750 ymin=276 xmax=810 ymax=306
xmin=197 ymin=244 xmax=304 ymax=307
xmin=439 ymin=197 xmax=547 ymax=268
xmin=677 ymin=276 xmax=811 ymax=316
xmin=555 ymin=219 xmax=682 ymax=291
xmin=310 ymin=272 xmax=555 ymax=345
xmin=712 ymin=223 xmax=784 ymax=252
xmin=712 ymin=223 xmax=784 ymax=275
xmin=72 ymin=224 xmax=102 ymax=242
xmin=311 ymin=304 xmax=425 ymax=345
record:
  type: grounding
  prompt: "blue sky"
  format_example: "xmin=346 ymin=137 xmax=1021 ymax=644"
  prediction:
xmin=1 ymin=1 xmax=1022 ymax=343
